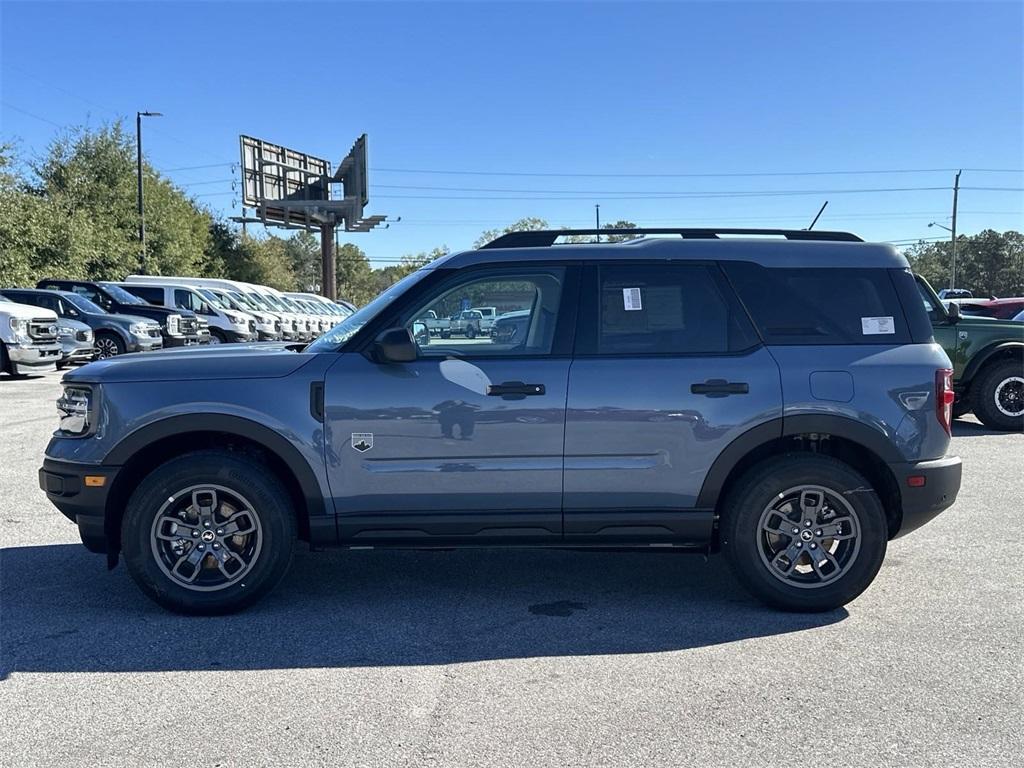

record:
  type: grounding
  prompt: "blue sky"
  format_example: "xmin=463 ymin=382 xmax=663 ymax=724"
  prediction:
xmin=2 ymin=0 xmax=1022 ymax=266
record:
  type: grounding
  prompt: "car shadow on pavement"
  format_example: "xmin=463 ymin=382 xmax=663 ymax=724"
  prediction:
xmin=0 ymin=543 xmax=846 ymax=678
xmin=951 ymin=419 xmax=1016 ymax=437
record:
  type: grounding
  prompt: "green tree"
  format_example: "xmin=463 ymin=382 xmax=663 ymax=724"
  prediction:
xmin=905 ymin=230 xmax=1024 ymax=297
xmin=474 ymin=217 xmax=548 ymax=249
xmin=285 ymin=230 xmax=322 ymax=291
xmin=336 ymin=242 xmax=376 ymax=305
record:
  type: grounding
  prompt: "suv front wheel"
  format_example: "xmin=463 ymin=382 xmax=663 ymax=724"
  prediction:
xmin=122 ymin=449 xmax=296 ymax=615
xmin=721 ymin=454 xmax=888 ymax=612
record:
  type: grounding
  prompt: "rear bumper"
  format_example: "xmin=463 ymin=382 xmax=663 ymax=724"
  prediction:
xmin=39 ymin=457 xmax=119 ymax=553
xmin=891 ymin=455 xmax=962 ymax=538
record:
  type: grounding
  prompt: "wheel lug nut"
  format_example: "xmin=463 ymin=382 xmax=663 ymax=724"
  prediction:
xmin=213 ymin=543 xmax=221 ymax=550
xmin=216 ymin=529 xmax=223 ymax=535
xmin=197 ymin=544 xmax=205 ymax=551
xmin=816 ymin=529 xmax=822 ymax=536
xmin=796 ymin=542 xmax=803 ymax=548
xmin=792 ymin=527 xmax=799 ymax=534
xmin=203 ymin=522 xmax=211 ymax=528
xmin=805 ymin=521 xmax=812 ymax=527
xmin=810 ymin=543 xmax=817 ymax=549
xmin=191 ymin=530 xmax=199 ymax=537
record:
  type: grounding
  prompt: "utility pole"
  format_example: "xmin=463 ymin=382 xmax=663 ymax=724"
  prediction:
xmin=135 ymin=111 xmax=162 ymax=273
xmin=950 ymin=169 xmax=961 ymax=290
xmin=321 ymin=223 xmax=337 ymax=301
xmin=595 ymin=204 xmax=600 ymax=243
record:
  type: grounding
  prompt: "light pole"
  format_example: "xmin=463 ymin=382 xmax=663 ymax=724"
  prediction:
xmin=928 ymin=221 xmax=952 ymax=233
xmin=136 ymin=111 xmax=162 ymax=273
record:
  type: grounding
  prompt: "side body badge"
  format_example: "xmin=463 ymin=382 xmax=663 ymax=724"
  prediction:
xmin=351 ymin=433 xmax=373 ymax=452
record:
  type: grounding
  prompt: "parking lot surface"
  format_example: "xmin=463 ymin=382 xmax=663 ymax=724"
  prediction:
xmin=2 ymin=369 xmax=1021 ymax=767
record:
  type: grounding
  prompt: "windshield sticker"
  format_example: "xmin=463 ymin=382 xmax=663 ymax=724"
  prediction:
xmin=623 ymin=287 xmax=642 ymax=311
xmin=861 ymin=316 xmax=895 ymax=335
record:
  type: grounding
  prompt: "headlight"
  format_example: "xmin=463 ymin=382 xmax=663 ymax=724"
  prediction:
xmin=56 ymin=385 xmax=92 ymax=436
xmin=57 ymin=326 xmax=74 ymax=338
xmin=9 ymin=317 xmax=29 ymax=340
xmin=129 ymin=322 xmax=150 ymax=336
xmin=165 ymin=314 xmax=182 ymax=336
xmin=230 ymin=314 xmax=246 ymax=326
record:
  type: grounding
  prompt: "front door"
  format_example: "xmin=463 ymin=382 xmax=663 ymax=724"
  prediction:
xmin=323 ymin=264 xmax=577 ymax=545
xmin=563 ymin=261 xmax=782 ymax=543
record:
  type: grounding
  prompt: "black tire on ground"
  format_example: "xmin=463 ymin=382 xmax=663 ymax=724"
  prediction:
xmin=56 ymin=360 xmax=66 ymax=370
xmin=466 ymin=326 xmax=476 ymax=339
xmin=209 ymin=329 xmax=226 ymax=344
xmin=0 ymin=341 xmax=8 ymax=375
xmin=441 ymin=331 xmax=451 ymax=339
xmin=122 ymin=449 xmax=296 ymax=615
xmin=95 ymin=332 xmax=125 ymax=359
xmin=720 ymin=453 xmax=888 ymax=612
xmin=971 ymin=360 xmax=1024 ymax=432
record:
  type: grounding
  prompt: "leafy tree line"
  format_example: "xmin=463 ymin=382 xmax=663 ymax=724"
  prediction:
xmin=0 ymin=125 xmax=450 ymax=303
xmin=904 ymin=230 xmax=1023 ymax=298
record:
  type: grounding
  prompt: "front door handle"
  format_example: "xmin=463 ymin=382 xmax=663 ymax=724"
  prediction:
xmin=487 ymin=381 xmax=546 ymax=399
xmin=690 ymin=379 xmax=749 ymax=397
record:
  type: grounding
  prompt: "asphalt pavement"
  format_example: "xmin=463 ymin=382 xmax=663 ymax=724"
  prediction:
xmin=1 ymin=369 xmax=1021 ymax=767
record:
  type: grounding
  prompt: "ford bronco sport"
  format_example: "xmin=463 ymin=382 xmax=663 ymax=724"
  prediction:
xmin=40 ymin=228 xmax=962 ymax=615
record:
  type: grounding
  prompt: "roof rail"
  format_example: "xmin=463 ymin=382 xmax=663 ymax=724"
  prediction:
xmin=480 ymin=228 xmax=864 ymax=249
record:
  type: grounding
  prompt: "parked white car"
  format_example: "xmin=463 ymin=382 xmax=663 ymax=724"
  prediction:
xmin=0 ymin=294 xmax=62 ymax=375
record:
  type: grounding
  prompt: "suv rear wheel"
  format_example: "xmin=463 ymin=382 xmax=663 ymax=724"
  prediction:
xmin=721 ymin=454 xmax=887 ymax=612
xmin=971 ymin=359 xmax=1024 ymax=431
xmin=122 ymin=450 xmax=296 ymax=615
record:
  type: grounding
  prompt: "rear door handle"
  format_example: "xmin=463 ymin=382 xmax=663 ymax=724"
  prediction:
xmin=487 ymin=381 xmax=546 ymax=399
xmin=690 ymin=379 xmax=749 ymax=397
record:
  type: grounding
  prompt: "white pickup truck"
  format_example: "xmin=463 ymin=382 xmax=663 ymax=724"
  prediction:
xmin=0 ymin=295 xmax=62 ymax=375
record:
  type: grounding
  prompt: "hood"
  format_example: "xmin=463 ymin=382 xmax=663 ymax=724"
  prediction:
xmin=0 ymin=300 xmax=57 ymax=321
xmin=958 ymin=315 xmax=1024 ymax=330
xmin=64 ymin=342 xmax=315 ymax=384
xmin=99 ymin=312 xmax=161 ymax=327
xmin=118 ymin=304 xmax=195 ymax=320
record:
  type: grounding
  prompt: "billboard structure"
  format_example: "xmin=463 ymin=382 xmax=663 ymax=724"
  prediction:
xmin=234 ymin=133 xmax=387 ymax=298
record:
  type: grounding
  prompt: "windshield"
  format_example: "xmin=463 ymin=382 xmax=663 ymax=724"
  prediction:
xmin=307 ymin=270 xmax=431 ymax=352
xmin=99 ymin=283 xmax=147 ymax=305
xmin=228 ymin=291 xmax=256 ymax=310
xmin=197 ymin=289 xmax=227 ymax=309
xmin=62 ymin=292 xmax=107 ymax=315
xmin=246 ymin=292 xmax=273 ymax=310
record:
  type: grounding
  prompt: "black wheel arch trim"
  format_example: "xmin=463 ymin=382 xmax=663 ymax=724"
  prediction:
xmin=961 ymin=341 xmax=1024 ymax=385
xmin=696 ymin=414 xmax=902 ymax=508
xmin=103 ymin=413 xmax=330 ymax=519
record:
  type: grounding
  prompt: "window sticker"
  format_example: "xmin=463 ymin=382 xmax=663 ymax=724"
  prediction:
xmin=623 ymin=287 xmax=643 ymax=311
xmin=861 ymin=316 xmax=895 ymax=335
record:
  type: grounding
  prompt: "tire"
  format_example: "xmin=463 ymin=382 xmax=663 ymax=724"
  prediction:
xmin=122 ymin=449 xmax=296 ymax=615
xmin=95 ymin=332 xmax=125 ymax=359
xmin=720 ymin=453 xmax=888 ymax=612
xmin=466 ymin=326 xmax=476 ymax=339
xmin=971 ymin=360 xmax=1024 ymax=431
xmin=209 ymin=329 xmax=225 ymax=345
xmin=441 ymin=331 xmax=451 ymax=339
xmin=0 ymin=341 xmax=8 ymax=375
xmin=56 ymin=360 xmax=67 ymax=370
xmin=952 ymin=400 xmax=970 ymax=420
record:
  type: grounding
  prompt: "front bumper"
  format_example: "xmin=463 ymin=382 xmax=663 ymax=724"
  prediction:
xmin=163 ymin=334 xmax=203 ymax=347
xmin=61 ymin=344 xmax=99 ymax=364
xmin=891 ymin=455 xmax=963 ymax=538
xmin=39 ymin=457 xmax=120 ymax=553
xmin=126 ymin=335 xmax=163 ymax=353
xmin=257 ymin=329 xmax=282 ymax=341
xmin=7 ymin=342 xmax=62 ymax=373
xmin=225 ymin=328 xmax=254 ymax=343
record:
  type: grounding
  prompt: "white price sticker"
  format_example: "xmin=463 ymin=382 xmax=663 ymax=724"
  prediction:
xmin=623 ymin=287 xmax=642 ymax=311
xmin=861 ymin=316 xmax=895 ymax=335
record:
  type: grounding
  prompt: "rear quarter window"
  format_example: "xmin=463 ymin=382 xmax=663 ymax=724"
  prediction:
xmin=722 ymin=262 xmax=913 ymax=345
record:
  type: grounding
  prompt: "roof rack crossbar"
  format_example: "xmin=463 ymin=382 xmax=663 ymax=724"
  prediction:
xmin=481 ymin=228 xmax=863 ymax=249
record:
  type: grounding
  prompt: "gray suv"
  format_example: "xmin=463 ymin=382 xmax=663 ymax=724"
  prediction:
xmin=39 ymin=228 xmax=962 ymax=615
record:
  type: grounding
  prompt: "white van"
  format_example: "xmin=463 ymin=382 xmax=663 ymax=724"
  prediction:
xmin=117 ymin=281 xmax=255 ymax=344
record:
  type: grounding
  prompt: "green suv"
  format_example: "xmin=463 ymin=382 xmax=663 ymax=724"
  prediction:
xmin=917 ymin=276 xmax=1024 ymax=431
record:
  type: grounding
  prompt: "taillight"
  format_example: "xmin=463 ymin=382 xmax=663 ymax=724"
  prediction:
xmin=936 ymin=368 xmax=954 ymax=435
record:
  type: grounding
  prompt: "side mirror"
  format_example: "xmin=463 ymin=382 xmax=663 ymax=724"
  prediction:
xmin=373 ymin=327 xmax=417 ymax=363
xmin=946 ymin=301 xmax=962 ymax=323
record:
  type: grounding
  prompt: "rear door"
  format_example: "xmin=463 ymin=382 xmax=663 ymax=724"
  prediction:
xmin=563 ymin=261 xmax=782 ymax=543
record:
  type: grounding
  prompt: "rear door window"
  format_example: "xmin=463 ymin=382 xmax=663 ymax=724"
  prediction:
xmin=124 ymin=286 xmax=165 ymax=305
xmin=580 ymin=263 xmax=758 ymax=355
xmin=722 ymin=263 xmax=912 ymax=345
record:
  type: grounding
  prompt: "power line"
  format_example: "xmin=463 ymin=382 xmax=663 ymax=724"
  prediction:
xmin=371 ymin=166 xmax=1024 ymax=179
xmin=1 ymin=101 xmax=64 ymax=129
xmin=159 ymin=162 xmax=236 ymax=173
